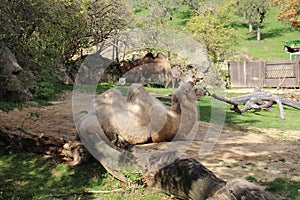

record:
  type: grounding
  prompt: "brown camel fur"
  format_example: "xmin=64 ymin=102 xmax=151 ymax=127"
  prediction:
xmin=121 ymin=52 xmax=174 ymax=88
xmin=93 ymin=82 xmax=207 ymax=145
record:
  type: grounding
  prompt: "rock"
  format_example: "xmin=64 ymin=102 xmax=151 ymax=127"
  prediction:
xmin=0 ymin=42 xmax=33 ymax=102
xmin=74 ymin=52 xmax=123 ymax=84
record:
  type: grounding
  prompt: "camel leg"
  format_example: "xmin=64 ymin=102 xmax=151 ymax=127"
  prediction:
xmin=172 ymin=78 xmax=175 ymax=89
xmin=165 ymin=74 xmax=172 ymax=88
xmin=114 ymin=131 xmax=134 ymax=150
xmin=146 ymin=77 xmax=152 ymax=88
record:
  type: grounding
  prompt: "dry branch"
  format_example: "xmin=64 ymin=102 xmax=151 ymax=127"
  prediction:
xmin=209 ymin=89 xmax=300 ymax=119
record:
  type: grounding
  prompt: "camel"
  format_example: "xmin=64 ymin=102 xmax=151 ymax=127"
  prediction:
xmin=121 ymin=52 xmax=174 ymax=88
xmin=75 ymin=83 xmax=289 ymax=200
xmin=93 ymin=82 xmax=207 ymax=145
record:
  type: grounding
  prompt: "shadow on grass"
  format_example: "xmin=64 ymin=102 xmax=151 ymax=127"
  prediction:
xmin=198 ymin=96 xmax=262 ymax=133
xmin=0 ymin=150 xmax=106 ymax=199
xmin=244 ymin=27 xmax=294 ymax=41
xmin=230 ymin=21 xmax=249 ymax=29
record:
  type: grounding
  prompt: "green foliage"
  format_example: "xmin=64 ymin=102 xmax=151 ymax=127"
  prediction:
xmin=245 ymin=175 xmax=259 ymax=183
xmin=283 ymin=40 xmax=300 ymax=47
xmin=0 ymin=102 xmax=23 ymax=112
xmin=1 ymin=0 xmax=130 ymax=64
xmin=187 ymin=0 xmax=238 ymax=63
xmin=29 ymin=111 xmax=41 ymax=118
xmin=34 ymin=82 xmax=56 ymax=101
xmin=174 ymin=6 xmax=193 ymax=19
xmin=237 ymin=0 xmax=270 ymax=25
xmin=0 ymin=0 xmax=130 ymax=99
xmin=124 ymin=171 xmax=143 ymax=184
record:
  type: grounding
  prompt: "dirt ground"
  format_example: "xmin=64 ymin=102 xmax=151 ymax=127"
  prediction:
xmin=0 ymin=91 xmax=299 ymax=183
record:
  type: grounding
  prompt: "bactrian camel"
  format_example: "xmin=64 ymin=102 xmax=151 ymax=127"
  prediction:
xmin=93 ymin=82 xmax=207 ymax=145
xmin=122 ymin=52 xmax=174 ymax=88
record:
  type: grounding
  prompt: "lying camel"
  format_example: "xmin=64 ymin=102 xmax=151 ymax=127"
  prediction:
xmin=93 ymin=82 xmax=207 ymax=145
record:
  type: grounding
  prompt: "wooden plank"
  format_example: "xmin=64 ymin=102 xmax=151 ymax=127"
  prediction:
xmin=264 ymin=61 xmax=299 ymax=87
xmin=229 ymin=61 xmax=299 ymax=88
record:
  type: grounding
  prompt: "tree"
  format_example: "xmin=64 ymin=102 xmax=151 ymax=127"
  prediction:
xmin=237 ymin=0 xmax=270 ymax=41
xmin=271 ymin=0 xmax=300 ymax=31
xmin=0 ymin=0 xmax=131 ymax=99
xmin=0 ymin=0 xmax=131 ymax=64
xmin=0 ymin=0 xmax=130 ymax=74
xmin=187 ymin=0 xmax=238 ymax=63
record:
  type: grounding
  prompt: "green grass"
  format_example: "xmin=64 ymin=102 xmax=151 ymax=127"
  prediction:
xmin=0 ymin=80 xmax=72 ymax=112
xmin=0 ymin=150 xmax=167 ymax=200
xmin=1 ymin=150 xmax=298 ymax=199
xmin=245 ymin=176 xmax=300 ymax=200
xmin=198 ymin=94 xmax=300 ymax=131
xmin=141 ymin=87 xmax=300 ymax=131
xmin=264 ymin=178 xmax=300 ymax=200
xmin=0 ymin=102 xmax=24 ymax=112
xmin=233 ymin=7 xmax=300 ymax=60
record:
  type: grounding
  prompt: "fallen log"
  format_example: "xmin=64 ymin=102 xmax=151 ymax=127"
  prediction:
xmin=75 ymin=112 xmax=290 ymax=200
xmin=209 ymin=89 xmax=300 ymax=119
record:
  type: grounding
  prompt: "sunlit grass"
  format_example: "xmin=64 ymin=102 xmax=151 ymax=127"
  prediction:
xmin=144 ymin=87 xmax=300 ymax=131
xmin=233 ymin=7 xmax=300 ymax=60
xmin=0 ymin=150 xmax=167 ymax=199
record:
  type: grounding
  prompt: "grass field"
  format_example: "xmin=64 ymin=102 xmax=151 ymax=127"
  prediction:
xmin=2 ymin=149 xmax=298 ymax=199
xmin=232 ymin=7 xmax=300 ymax=61
xmin=142 ymin=87 xmax=300 ymax=131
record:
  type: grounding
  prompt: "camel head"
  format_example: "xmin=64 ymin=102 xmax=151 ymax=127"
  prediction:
xmin=171 ymin=82 xmax=207 ymax=114
xmin=176 ymin=81 xmax=207 ymax=101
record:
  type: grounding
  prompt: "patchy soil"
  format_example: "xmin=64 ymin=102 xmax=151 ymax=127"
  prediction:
xmin=0 ymin=91 xmax=299 ymax=183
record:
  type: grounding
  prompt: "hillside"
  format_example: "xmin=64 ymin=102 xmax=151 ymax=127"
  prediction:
xmin=232 ymin=7 xmax=299 ymax=61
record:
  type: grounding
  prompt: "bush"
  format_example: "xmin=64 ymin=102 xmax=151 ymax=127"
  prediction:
xmin=34 ymin=82 xmax=56 ymax=101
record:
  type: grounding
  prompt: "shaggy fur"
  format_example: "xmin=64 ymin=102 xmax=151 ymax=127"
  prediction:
xmin=122 ymin=52 xmax=174 ymax=88
xmin=93 ymin=82 xmax=206 ymax=145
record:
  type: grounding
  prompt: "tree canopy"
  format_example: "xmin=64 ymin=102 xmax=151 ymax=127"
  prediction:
xmin=271 ymin=0 xmax=300 ymax=31
xmin=0 ymin=0 xmax=130 ymax=68
xmin=237 ymin=0 xmax=270 ymax=40
xmin=186 ymin=0 xmax=237 ymax=62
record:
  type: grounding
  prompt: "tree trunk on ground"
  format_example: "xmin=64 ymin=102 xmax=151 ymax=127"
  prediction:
xmin=209 ymin=89 xmax=300 ymax=120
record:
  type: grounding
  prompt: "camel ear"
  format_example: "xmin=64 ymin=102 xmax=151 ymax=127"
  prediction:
xmin=187 ymin=81 xmax=194 ymax=87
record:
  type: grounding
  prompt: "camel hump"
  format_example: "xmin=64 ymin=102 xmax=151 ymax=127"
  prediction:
xmin=156 ymin=52 xmax=167 ymax=59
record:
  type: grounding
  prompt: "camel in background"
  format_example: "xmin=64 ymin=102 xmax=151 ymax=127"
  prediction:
xmin=122 ymin=52 xmax=174 ymax=88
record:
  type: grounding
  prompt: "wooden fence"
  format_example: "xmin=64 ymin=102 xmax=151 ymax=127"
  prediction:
xmin=228 ymin=61 xmax=300 ymax=88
